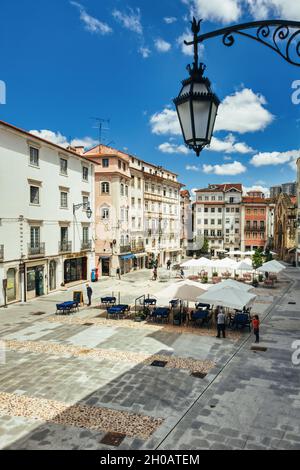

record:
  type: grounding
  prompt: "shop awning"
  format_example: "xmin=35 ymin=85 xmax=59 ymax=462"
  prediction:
xmin=120 ymin=254 xmax=134 ymax=260
xmin=133 ymin=253 xmax=147 ymax=258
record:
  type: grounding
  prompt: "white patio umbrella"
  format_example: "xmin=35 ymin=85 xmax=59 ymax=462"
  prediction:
xmin=208 ymin=279 xmax=253 ymax=293
xmin=156 ymin=280 xmax=210 ymax=305
xmin=212 ymin=258 xmax=238 ymax=271
xmin=236 ymin=261 xmax=254 ymax=271
xmin=197 ymin=286 xmax=256 ymax=310
xmin=181 ymin=257 xmax=212 ymax=268
xmin=257 ymin=260 xmax=285 ymax=273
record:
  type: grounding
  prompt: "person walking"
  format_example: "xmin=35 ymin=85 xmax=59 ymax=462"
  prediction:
xmin=216 ymin=306 xmax=226 ymax=339
xmin=153 ymin=267 xmax=158 ymax=281
xmin=116 ymin=267 xmax=121 ymax=280
xmin=180 ymin=268 xmax=185 ymax=279
xmin=252 ymin=314 xmax=260 ymax=343
xmin=86 ymin=284 xmax=93 ymax=307
xmin=167 ymin=259 xmax=171 ymax=271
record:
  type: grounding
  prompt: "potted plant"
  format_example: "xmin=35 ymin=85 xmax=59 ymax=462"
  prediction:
xmin=212 ymin=271 xmax=218 ymax=277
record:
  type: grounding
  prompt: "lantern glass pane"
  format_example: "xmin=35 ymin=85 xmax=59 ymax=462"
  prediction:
xmin=207 ymin=102 xmax=218 ymax=141
xmin=177 ymin=101 xmax=193 ymax=142
xmin=192 ymin=100 xmax=211 ymax=141
xmin=180 ymin=85 xmax=191 ymax=96
xmin=193 ymin=83 xmax=209 ymax=94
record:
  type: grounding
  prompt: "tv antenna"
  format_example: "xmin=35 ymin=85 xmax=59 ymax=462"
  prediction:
xmin=90 ymin=117 xmax=110 ymax=145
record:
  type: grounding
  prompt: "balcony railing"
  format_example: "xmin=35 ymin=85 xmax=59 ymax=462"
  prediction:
xmin=245 ymin=226 xmax=265 ymax=232
xmin=0 ymin=245 xmax=3 ymax=261
xmin=120 ymin=245 xmax=131 ymax=254
xmin=28 ymin=243 xmax=45 ymax=257
xmin=59 ymin=241 xmax=72 ymax=253
xmin=81 ymin=240 xmax=92 ymax=251
xmin=131 ymin=243 xmax=145 ymax=253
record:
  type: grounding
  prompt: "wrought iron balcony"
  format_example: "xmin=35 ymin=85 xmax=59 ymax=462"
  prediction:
xmin=0 ymin=245 xmax=3 ymax=261
xmin=59 ymin=241 xmax=72 ymax=253
xmin=120 ymin=245 xmax=131 ymax=254
xmin=245 ymin=226 xmax=266 ymax=233
xmin=81 ymin=240 xmax=92 ymax=251
xmin=131 ymin=243 xmax=145 ymax=253
xmin=28 ymin=243 xmax=45 ymax=257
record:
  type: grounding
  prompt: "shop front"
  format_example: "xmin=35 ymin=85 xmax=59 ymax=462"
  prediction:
xmin=99 ymin=256 xmax=111 ymax=277
xmin=64 ymin=257 xmax=87 ymax=284
xmin=6 ymin=267 xmax=17 ymax=303
xmin=132 ymin=253 xmax=147 ymax=270
xmin=26 ymin=264 xmax=45 ymax=300
xmin=119 ymin=254 xmax=134 ymax=274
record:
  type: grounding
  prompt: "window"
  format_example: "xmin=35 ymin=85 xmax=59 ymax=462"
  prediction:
xmin=218 ymin=208 xmax=222 ymax=213
xmin=197 ymin=208 xmax=202 ymax=212
xmin=82 ymin=226 xmax=89 ymax=242
xmin=118 ymin=160 xmax=122 ymax=170
xmin=211 ymin=219 xmax=215 ymax=225
xmin=102 ymin=159 xmax=109 ymax=168
xmin=197 ymin=219 xmax=202 ymax=225
xmin=126 ymin=209 xmax=129 ymax=222
xmin=211 ymin=196 xmax=216 ymax=201
xmin=217 ymin=230 xmax=222 ymax=237
xmin=226 ymin=218 xmax=230 ymax=223
xmin=101 ymin=182 xmax=110 ymax=194
xmin=229 ymin=197 xmax=234 ymax=204
xmin=138 ymin=199 xmax=142 ymax=209
xmin=235 ymin=208 xmax=240 ymax=213
xmin=138 ymin=178 xmax=142 ymax=189
xmin=102 ymin=208 xmax=109 ymax=220
xmin=163 ymin=187 xmax=167 ymax=197
xmin=125 ymin=185 xmax=129 ymax=197
xmin=204 ymin=230 xmax=209 ymax=236
xmin=235 ymin=218 xmax=239 ymax=224
xmin=82 ymin=166 xmax=88 ymax=181
xmin=120 ymin=184 xmax=124 ymax=196
xmin=123 ymin=163 xmax=126 ymax=171
xmin=138 ymin=218 xmax=142 ymax=229
xmin=254 ymin=209 xmax=258 ymax=215
xmin=204 ymin=208 xmax=208 ymax=213
xmin=174 ymin=190 xmax=178 ymax=198
xmin=218 ymin=219 xmax=222 ymax=225
xmin=131 ymin=176 xmax=135 ymax=187
xmin=30 ymin=226 xmax=40 ymax=247
xmin=131 ymin=197 xmax=135 ymax=207
xmin=218 ymin=196 xmax=223 ymax=201
xmin=151 ymin=185 xmax=155 ymax=193
xmin=260 ymin=221 xmax=265 ymax=229
xmin=247 ymin=209 xmax=251 ymax=214
xmin=260 ymin=209 xmax=265 ymax=214
xmin=61 ymin=227 xmax=68 ymax=242
xmin=235 ymin=229 xmax=239 ymax=234
xmin=226 ymin=229 xmax=230 ymax=234
xmin=211 ymin=230 xmax=215 ymax=237
xmin=145 ymin=183 xmax=149 ymax=192
xmin=60 ymin=191 xmax=68 ymax=208
xmin=226 ymin=208 xmax=230 ymax=213
xmin=132 ymin=217 xmax=136 ymax=228
xmin=60 ymin=158 xmax=68 ymax=175
xmin=82 ymin=195 xmax=89 ymax=209
xmin=145 ymin=202 xmax=149 ymax=211
xmin=211 ymin=208 xmax=215 ymax=213
xmin=30 ymin=186 xmax=40 ymax=205
xmin=205 ymin=196 xmax=209 ymax=201
xmin=198 ymin=196 xmax=202 ymax=201
xmin=204 ymin=219 xmax=208 ymax=225
xmin=231 ymin=208 xmax=235 ymax=213
xmin=30 ymin=147 xmax=39 ymax=167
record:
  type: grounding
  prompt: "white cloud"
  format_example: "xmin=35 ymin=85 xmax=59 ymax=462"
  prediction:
xmin=246 ymin=1 xmax=300 ymax=21
xmin=70 ymin=2 xmax=112 ymax=35
xmin=150 ymin=108 xmax=181 ymax=135
xmin=159 ymin=142 xmax=190 ymax=154
xmin=112 ymin=8 xmax=142 ymax=34
xmin=250 ymin=150 xmax=300 ymax=169
xmin=154 ymin=38 xmax=171 ymax=53
xmin=208 ymin=134 xmax=254 ymax=154
xmin=164 ymin=17 xmax=177 ymax=24
xmin=30 ymin=129 xmax=97 ymax=149
xmin=186 ymin=165 xmax=200 ymax=171
xmin=215 ymin=88 xmax=274 ymax=134
xmin=139 ymin=46 xmax=151 ymax=58
xmin=243 ymin=185 xmax=270 ymax=196
xmin=176 ymin=28 xmax=204 ymax=56
xmin=150 ymin=88 xmax=274 ymax=137
xmin=183 ymin=0 xmax=242 ymax=24
xmin=203 ymin=161 xmax=247 ymax=175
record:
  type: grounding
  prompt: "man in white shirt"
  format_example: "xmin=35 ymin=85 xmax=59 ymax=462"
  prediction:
xmin=216 ymin=307 xmax=226 ymax=338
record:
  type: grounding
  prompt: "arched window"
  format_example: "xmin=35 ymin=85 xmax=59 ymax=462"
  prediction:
xmin=101 ymin=182 xmax=110 ymax=194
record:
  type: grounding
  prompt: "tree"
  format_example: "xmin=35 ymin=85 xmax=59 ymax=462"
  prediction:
xmin=252 ymin=249 xmax=264 ymax=269
xmin=200 ymin=237 xmax=209 ymax=254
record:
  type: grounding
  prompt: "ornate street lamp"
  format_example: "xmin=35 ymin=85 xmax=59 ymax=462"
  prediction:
xmin=73 ymin=202 xmax=92 ymax=219
xmin=175 ymin=18 xmax=300 ymax=157
xmin=174 ymin=19 xmax=220 ymax=157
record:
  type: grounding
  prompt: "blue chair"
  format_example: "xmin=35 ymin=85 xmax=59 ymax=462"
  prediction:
xmin=233 ymin=313 xmax=251 ymax=331
xmin=190 ymin=310 xmax=211 ymax=328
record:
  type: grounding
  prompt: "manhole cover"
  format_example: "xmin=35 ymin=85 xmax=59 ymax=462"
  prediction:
xmin=288 ymin=302 xmax=296 ymax=305
xmin=251 ymin=346 xmax=267 ymax=352
xmin=151 ymin=360 xmax=168 ymax=368
xmin=191 ymin=371 xmax=207 ymax=379
xmin=100 ymin=432 xmax=126 ymax=447
xmin=32 ymin=312 xmax=46 ymax=316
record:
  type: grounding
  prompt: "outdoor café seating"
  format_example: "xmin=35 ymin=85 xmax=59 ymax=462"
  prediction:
xmin=144 ymin=298 xmax=157 ymax=306
xmin=229 ymin=312 xmax=251 ymax=331
xmin=56 ymin=301 xmax=79 ymax=315
xmin=189 ymin=309 xmax=211 ymax=328
xmin=106 ymin=304 xmax=130 ymax=319
xmin=101 ymin=296 xmax=117 ymax=307
xmin=149 ymin=307 xmax=170 ymax=324
xmin=195 ymin=302 xmax=211 ymax=310
xmin=264 ymin=279 xmax=275 ymax=288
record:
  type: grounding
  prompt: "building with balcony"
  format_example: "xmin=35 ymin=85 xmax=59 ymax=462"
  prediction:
xmin=241 ymin=191 xmax=270 ymax=252
xmin=0 ymin=120 xmax=95 ymax=306
xmin=84 ymin=145 xmax=182 ymax=275
xmin=194 ymin=184 xmax=242 ymax=258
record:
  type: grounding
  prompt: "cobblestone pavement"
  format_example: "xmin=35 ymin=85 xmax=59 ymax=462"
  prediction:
xmin=0 ymin=266 xmax=298 ymax=450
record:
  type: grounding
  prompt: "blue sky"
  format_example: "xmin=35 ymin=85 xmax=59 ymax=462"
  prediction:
xmin=1 ymin=0 xmax=300 ymax=195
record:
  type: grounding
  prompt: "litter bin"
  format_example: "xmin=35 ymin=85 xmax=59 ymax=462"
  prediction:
xmin=91 ymin=268 xmax=99 ymax=282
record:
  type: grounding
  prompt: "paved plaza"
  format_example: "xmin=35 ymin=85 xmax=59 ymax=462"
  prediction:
xmin=0 ymin=266 xmax=299 ymax=450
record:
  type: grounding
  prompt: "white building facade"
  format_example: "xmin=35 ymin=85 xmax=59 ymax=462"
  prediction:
xmin=0 ymin=121 xmax=95 ymax=306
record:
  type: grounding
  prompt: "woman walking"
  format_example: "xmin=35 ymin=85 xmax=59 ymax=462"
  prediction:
xmin=252 ymin=315 xmax=260 ymax=343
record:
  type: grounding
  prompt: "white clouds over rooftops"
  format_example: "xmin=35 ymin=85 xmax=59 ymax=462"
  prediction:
xmin=203 ymin=161 xmax=247 ymax=175
xmin=29 ymin=129 xmax=98 ymax=150
xmin=182 ymin=0 xmax=242 ymax=24
xmin=159 ymin=142 xmax=190 ymax=154
xmin=70 ymin=2 xmax=112 ymax=35
xmin=250 ymin=150 xmax=300 ymax=169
